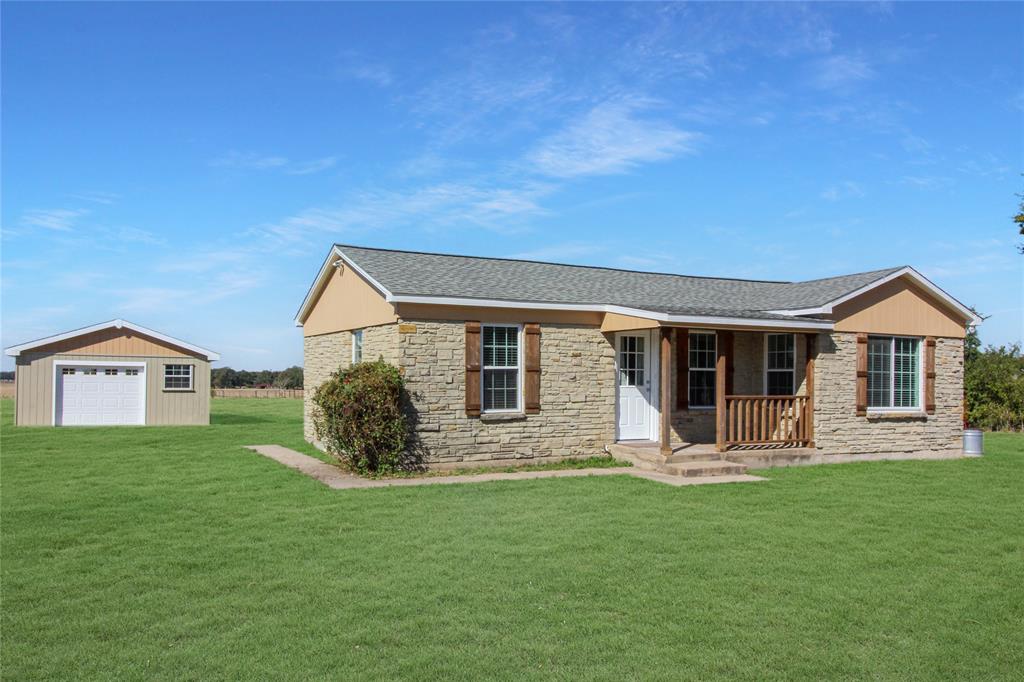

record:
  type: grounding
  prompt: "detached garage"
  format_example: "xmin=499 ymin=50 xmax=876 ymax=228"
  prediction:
xmin=4 ymin=319 xmax=219 ymax=426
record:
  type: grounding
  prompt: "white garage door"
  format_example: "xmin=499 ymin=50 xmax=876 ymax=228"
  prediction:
xmin=56 ymin=366 xmax=145 ymax=426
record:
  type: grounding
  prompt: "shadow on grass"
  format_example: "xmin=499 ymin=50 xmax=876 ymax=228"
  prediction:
xmin=211 ymin=414 xmax=277 ymax=425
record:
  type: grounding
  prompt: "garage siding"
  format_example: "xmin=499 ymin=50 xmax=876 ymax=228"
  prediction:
xmin=14 ymin=353 xmax=210 ymax=426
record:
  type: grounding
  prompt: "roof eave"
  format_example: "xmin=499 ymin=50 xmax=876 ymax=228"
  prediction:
xmin=389 ymin=295 xmax=834 ymax=330
xmin=765 ymin=266 xmax=981 ymax=326
xmin=294 ymin=245 xmax=396 ymax=326
xmin=4 ymin=319 xmax=220 ymax=360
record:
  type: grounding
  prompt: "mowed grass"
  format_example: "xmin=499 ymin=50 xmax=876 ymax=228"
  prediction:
xmin=2 ymin=397 xmax=1022 ymax=680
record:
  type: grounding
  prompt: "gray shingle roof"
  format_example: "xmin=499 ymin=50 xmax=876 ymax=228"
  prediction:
xmin=336 ymin=244 xmax=905 ymax=321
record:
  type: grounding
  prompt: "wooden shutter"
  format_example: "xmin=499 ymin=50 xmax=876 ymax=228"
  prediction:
xmin=675 ymin=328 xmax=688 ymax=410
xmin=524 ymin=323 xmax=541 ymax=414
xmin=721 ymin=330 xmax=734 ymax=396
xmin=855 ymin=333 xmax=868 ymax=416
xmin=924 ymin=336 xmax=936 ymax=414
xmin=465 ymin=322 xmax=481 ymax=416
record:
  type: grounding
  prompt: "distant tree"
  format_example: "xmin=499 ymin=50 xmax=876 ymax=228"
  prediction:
xmin=1016 ymin=185 xmax=1024 ymax=253
xmin=273 ymin=366 xmax=304 ymax=389
xmin=212 ymin=367 xmax=240 ymax=388
xmin=0 ymin=370 xmax=14 ymax=381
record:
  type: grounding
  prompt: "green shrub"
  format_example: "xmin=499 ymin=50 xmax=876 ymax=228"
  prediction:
xmin=311 ymin=360 xmax=408 ymax=475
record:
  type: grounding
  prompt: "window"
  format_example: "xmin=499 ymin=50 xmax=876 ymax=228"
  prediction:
xmin=82 ymin=368 xmax=97 ymax=375
xmin=104 ymin=368 xmax=119 ymax=376
xmin=126 ymin=369 xmax=139 ymax=376
xmin=618 ymin=335 xmax=645 ymax=387
xmin=61 ymin=367 xmax=75 ymax=375
xmin=352 ymin=329 xmax=363 ymax=364
xmin=482 ymin=324 xmax=520 ymax=412
xmin=688 ymin=332 xmax=716 ymax=408
xmin=765 ymin=333 xmax=795 ymax=396
xmin=867 ymin=336 xmax=920 ymax=409
xmin=164 ymin=364 xmax=194 ymax=391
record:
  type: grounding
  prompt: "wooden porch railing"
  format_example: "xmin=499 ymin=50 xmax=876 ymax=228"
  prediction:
xmin=722 ymin=395 xmax=811 ymax=448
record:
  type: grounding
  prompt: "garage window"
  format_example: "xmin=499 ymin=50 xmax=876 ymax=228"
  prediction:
xmin=62 ymin=367 xmax=76 ymax=375
xmin=83 ymin=368 xmax=97 ymax=375
xmin=164 ymin=364 xmax=193 ymax=391
xmin=126 ymin=368 xmax=139 ymax=376
xmin=105 ymin=368 xmax=119 ymax=376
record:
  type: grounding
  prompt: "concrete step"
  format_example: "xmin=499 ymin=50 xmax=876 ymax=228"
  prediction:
xmin=665 ymin=450 xmax=723 ymax=464
xmin=605 ymin=443 xmax=665 ymax=470
xmin=659 ymin=460 xmax=749 ymax=477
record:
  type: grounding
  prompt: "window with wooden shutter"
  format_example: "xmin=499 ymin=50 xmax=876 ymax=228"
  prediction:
xmin=675 ymin=328 xmax=688 ymax=410
xmin=465 ymin=322 xmax=481 ymax=416
xmin=856 ymin=333 xmax=868 ymax=415
xmin=524 ymin=323 xmax=541 ymax=414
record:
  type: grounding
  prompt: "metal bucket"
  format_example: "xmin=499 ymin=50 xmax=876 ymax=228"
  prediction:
xmin=963 ymin=429 xmax=984 ymax=455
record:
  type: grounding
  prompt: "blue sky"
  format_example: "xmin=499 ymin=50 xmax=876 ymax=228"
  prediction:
xmin=2 ymin=2 xmax=1021 ymax=370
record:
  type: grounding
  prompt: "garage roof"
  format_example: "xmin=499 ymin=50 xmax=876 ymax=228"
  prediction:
xmin=4 ymin=319 xmax=221 ymax=360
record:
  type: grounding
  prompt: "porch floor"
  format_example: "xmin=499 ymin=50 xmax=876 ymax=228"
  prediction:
xmin=608 ymin=440 xmax=817 ymax=475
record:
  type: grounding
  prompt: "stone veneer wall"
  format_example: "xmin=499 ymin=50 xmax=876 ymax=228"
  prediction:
xmin=303 ymin=324 xmax=398 ymax=442
xmin=813 ymin=333 xmax=963 ymax=454
xmin=398 ymin=320 xmax=616 ymax=465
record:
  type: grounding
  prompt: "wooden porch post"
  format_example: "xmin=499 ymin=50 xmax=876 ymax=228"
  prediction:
xmin=660 ymin=327 xmax=672 ymax=455
xmin=805 ymin=333 xmax=816 ymax=448
xmin=715 ymin=335 xmax=727 ymax=452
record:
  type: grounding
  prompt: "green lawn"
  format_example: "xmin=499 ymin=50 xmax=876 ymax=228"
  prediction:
xmin=2 ymin=398 xmax=1022 ymax=680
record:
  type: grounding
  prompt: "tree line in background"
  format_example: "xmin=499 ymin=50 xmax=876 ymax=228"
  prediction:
xmin=965 ymin=329 xmax=1024 ymax=431
xmin=211 ymin=366 xmax=304 ymax=389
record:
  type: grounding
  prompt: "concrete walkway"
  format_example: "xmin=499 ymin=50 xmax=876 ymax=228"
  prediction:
xmin=244 ymin=445 xmax=767 ymax=489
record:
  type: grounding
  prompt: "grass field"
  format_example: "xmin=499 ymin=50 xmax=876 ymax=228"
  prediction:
xmin=2 ymin=397 xmax=1022 ymax=680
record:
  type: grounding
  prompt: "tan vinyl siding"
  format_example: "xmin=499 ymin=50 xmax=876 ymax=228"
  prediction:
xmin=303 ymin=264 xmax=398 ymax=336
xmin=13 ymin=353 xmax=210 ymax=426
xmin=30 ymin=327 xmax=196 ymax=357
xmin=832 ymin=276 xmax=968 ymax=338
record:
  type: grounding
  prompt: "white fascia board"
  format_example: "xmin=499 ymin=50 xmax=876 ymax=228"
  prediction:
xmin=765 ymin=266 xmax=981 ymax=325
xmin=293 ymin=246 xmax=397 ymax=326
xmin=5 ymin=319 xmax=220 ymax=360
xmin=387 ymin=296 xmax=834 ymax=330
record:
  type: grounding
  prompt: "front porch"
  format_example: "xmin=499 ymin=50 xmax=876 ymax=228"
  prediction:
xmin=610 ymin=324 xmax=820 ymax=456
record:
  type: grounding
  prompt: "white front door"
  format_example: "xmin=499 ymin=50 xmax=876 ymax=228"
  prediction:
xmin=616 ymin=332 xmax=655 ymax=440
xmin=56 ymin=366 xmax=145 ymax=426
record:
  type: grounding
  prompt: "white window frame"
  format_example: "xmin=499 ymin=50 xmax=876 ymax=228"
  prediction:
xmin=163 ymin=364 xmax=194 ymax=392
xmin=481 ymin=323 xmax=523 ymax=414
xmin=352 ymin=329 xmax=364 ymax=364
xmin=866 ymin=335 xmax=924 ymax=412
xmin=763 ymin=333 xmax=796 ymax=396
xmin=688 ymin=331 xmax=717 ymax=410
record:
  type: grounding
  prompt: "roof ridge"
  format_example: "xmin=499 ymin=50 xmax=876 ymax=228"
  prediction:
xmin=794 ymin=265 xmax=906 ymax=285
xmin=335 ymin=243 xmax=793 ymax=285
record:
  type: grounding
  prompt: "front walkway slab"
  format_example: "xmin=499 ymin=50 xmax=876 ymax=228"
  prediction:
xmin=244 ymin=445 xmax=767 ymax=489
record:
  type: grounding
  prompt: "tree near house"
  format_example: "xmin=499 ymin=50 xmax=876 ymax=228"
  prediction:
xmin=964 ymin=327 xmax=1024 ymax=431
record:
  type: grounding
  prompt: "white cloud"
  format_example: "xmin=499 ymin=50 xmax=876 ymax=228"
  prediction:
xmin=69 ymin=191 xmax=120 ymax=205
xmin=900 ymin=176 xmax=953 ymax=190
xmin=511 ymin=242 xmax=605 ymax=261
xmin=820 ymin=181 xmax=865 ymax=201
xmin=209 ymin=151 xmax=337 ymax=176
xmin=251 ymin=180 xmax=555 ymax=248
xmin=284 ymin=157 xmax=337 ymax=176
xmin=345 ymin=64 xmax=393 ymax=87
xmin=526 ymin=99 xmax=699 ymax=178
xmin=21 ymin=208 xmax=88 ymax=231
xmin=811 ymin=54 xmax=874 ymax=90
xmin=209 ymin=151 xmax=288 ymax=170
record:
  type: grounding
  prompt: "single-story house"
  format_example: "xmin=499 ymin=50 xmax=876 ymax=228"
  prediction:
xmin=296 ymin=244 xmax=979 ymax=473
xmin=5 ymin=319 xmax=219 ymax=426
